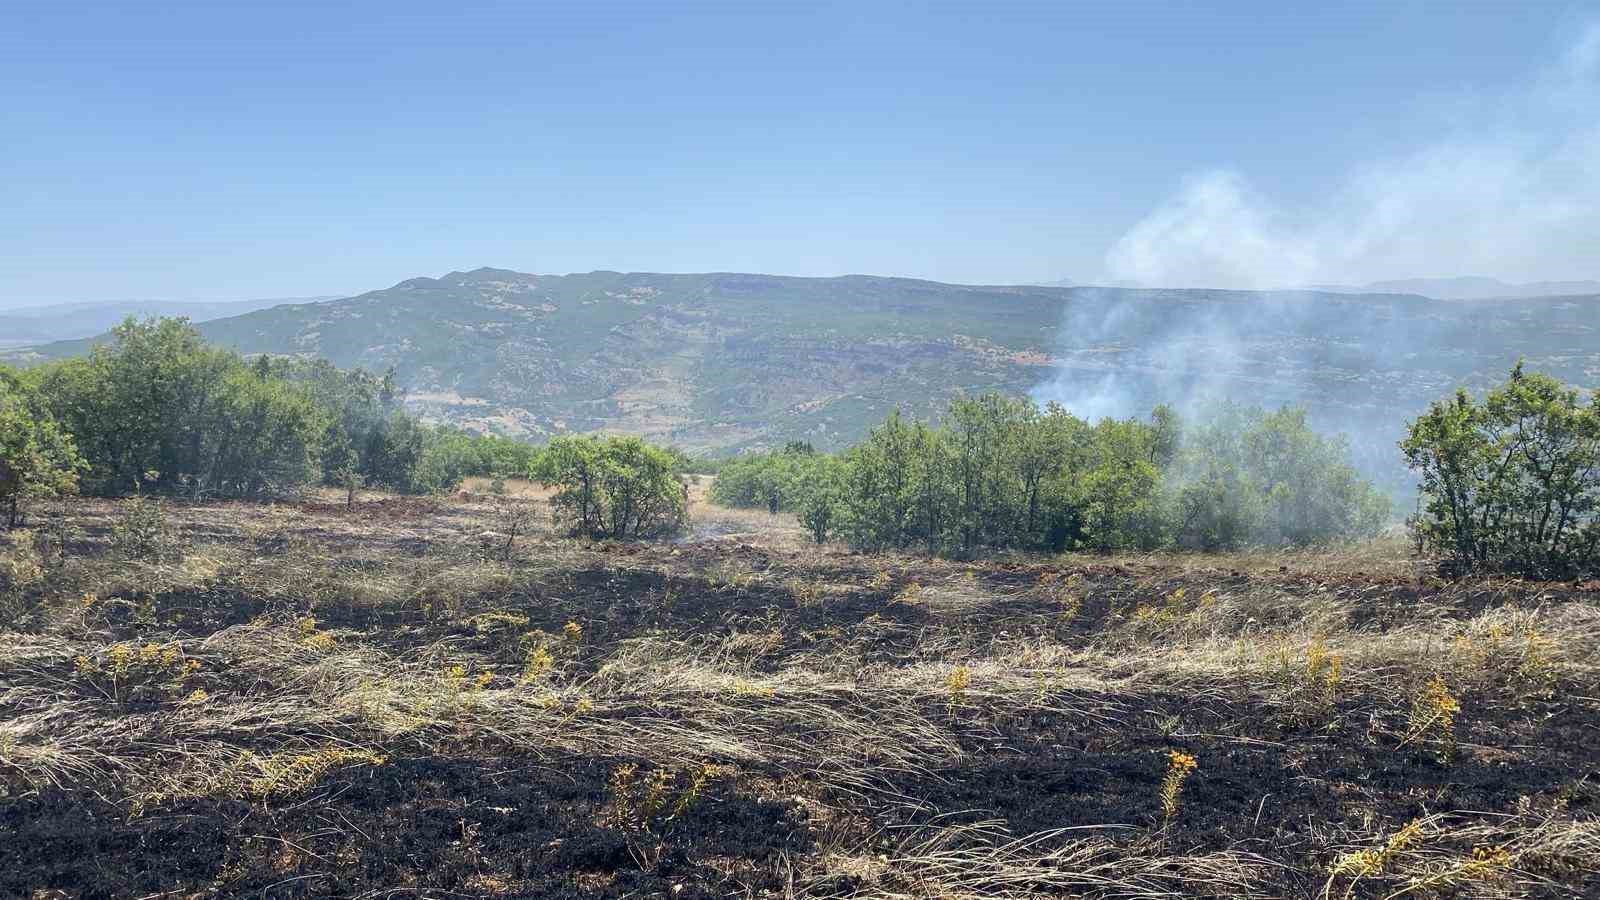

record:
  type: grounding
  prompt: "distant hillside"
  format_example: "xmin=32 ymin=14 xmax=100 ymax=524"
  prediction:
xmin=0 ymin=296 xmax=333 ymax=348
xmin=1308 ymin=276 xmax=1600 ymax=300
xmin=7 ymin=269 xmax=1597 ymax=478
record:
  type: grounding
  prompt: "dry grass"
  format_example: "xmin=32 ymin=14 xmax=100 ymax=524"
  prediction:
xmin=0 ymin=492 xmax=1596 ymax=898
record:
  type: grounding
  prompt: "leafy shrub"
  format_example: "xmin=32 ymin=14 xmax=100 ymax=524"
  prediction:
xmin=20 ymin=318 xmax=543 ymax=502
xmin=535 ymin=435 xmax=687 ymax=538
xmin=713 ymin=393 xmax=1388 ymax=557
xmin=0 ymin=370 xmax=85 ymax=527
xmin=110 ymin=483 xmax=180 ymax=561
xmin=1403 ymin=364 xmax=1600 ymax=576
xmin=1169 ymin=405 xmax=1390 ymax=550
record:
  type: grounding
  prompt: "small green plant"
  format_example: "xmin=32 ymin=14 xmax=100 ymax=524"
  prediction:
xmin=1325 ymin=818 xmax=1425 ymax=896
xmin=1404 ymin=675 xmax=1461 ymax=761
xmin=1158 ymin=749 xmax=1198 ymax=824
xmin=0 ymin=530 xmax=46 ymax=623
xmin=240 ymin=746 xmax=387 ymax=799
xmin=110 ymin=487 xmax=178 ymax=561
xmin=607 ymin=762 xmax=723 ymax=835
xmin=73 ymin=641 xmax=200 ymax=703
xmin=479 ymin=498 xmax=536 ymax=561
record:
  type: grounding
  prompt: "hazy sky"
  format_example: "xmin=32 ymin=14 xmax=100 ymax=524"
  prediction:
xmin=3 ymin=1 xmax=1597 ymax=306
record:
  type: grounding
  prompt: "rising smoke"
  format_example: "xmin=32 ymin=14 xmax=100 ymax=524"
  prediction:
xmin=1106 ymin=24 xmax=1600 ymax=291
xmin=1030 ymin=25 xmax=1600 ymax=499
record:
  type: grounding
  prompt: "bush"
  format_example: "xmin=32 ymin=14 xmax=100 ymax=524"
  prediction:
xmin=1403 ymin=364 xmax=1600 ymax=577
xmin=20 ymin=319 xmax=544 ymax=501
xmin=0 ymin=369 xmax=85 ymax=527
xmin=1169 ymin=405 xmax=1389 ymax=550
xmin=536 ymin=435 xmax=688 ymax=539
xmin=711 ymin=394 xmax=1390 ymax=558
xmin=110 ymin=487 xmax=180 ymax=561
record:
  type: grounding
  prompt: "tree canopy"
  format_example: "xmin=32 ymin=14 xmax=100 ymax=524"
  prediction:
xmin=712 ymin=394 xmax=1390 ymax=556
xmin=0 ymin=370 xmax=86 ymax=527
xmin=13 ymin=317 xmax=537 ymax=503
xmin=535 ymin=435 xmax=688 ymax=539
xmin=1403 ymin=364 xmax=1600 ymax=576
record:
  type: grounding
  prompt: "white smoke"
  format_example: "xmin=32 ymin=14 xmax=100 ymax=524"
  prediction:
xmin=1105 ymin=25 xmax=1600 ymax=289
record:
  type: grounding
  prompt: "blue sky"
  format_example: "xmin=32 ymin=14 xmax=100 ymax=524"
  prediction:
xmin=3 ymin=1 xmax=1597 ymax=305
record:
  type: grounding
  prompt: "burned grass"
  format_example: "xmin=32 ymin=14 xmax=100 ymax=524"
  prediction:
xmin=1 ymin=494 xmax=1597 ymax=898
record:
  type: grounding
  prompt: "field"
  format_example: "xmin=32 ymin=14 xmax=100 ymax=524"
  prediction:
xmin=2 ymin=486 xmax=1598 ymax=898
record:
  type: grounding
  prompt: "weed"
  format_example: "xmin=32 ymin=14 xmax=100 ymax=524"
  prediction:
xmin=869 ymin=568 xmax=892 ymax=591
xmin=297 ymin=616 xmax=336 ymax=652
xmin=732 ymin=678 xmax=775 ymax=698
xmin=1404 ymin=675 xmax=1461 ymax=761
xmin=469 ymin=610 xmax=531 ymax=635
xmin=443 ymin=663 xmax=493 ymax=706
xmin=891 ymin=581 xmax=924 ymax=606
xmin=1436 ymin=844 xmax=1515 ymax=886
xmin=607 ymin=762 xmax=723 ymax=835
xmin=707 ymin=560 xmax=754 ymax=590
xmin=945 ymin=665 xmax=970 ymax=710
xmin=521 ymin=644 xmax=555 ymax=682
xmin=73 ymin=641 xmax=198 ymax=703
xmin=241 ymin=746 xmax=387 ymax=799
xmin=1451 ymin=613 xmax=1559 ymax=701
xmin=1044 ymin=574 xmax=1084 ymax=624
xmin=1158 ymin=750 xmax=1198 ymax=824
xmin=1326 ymin=818 xmax=1425 ymax=895
xmin=1128 ymin=586 xmax=1212 ymax=638
xmin=1273 ymin=637 xmax=1344 ymax=725
xmin=786 ymin=577 xmax=824 ymax=605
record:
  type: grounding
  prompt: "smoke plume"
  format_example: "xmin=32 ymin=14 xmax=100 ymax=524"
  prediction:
xmin=1105 ymin=25 xmax=1600 ymax=290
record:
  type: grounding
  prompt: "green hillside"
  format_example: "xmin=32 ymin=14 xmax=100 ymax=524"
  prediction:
xmin=8 ymin=268 xmax=1597 ymax=471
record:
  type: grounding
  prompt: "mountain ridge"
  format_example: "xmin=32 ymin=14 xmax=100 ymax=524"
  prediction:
xmin=0 ymin=295 xmax=334 ymax=348
xmin=1306 ymin=275 xmax=1600 ymax=300
xmin=5 ymin=270 xmax=1596 ymax=482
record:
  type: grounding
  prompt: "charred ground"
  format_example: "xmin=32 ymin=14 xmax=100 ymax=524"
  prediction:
xmin=1 ymin=487 xmax=1597 ymax=898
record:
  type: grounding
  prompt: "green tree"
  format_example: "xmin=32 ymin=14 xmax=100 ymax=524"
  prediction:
xmin=1403 ymin=364 xmax=1600 ymax=575
xmin=537 ymin=435 xmax=687 ymax=539
xmin=794 ymin=458 xmax=842 ymax=544
xmin=0 ymin=372 xmax=86 ymax=527
xmin=27 ymin=318 xmax=328 ymax=499
xmin=701 ymin=394 xmax=1388 ymax=558
xmin=1079 ymin=418 xmax=1163 ymax=551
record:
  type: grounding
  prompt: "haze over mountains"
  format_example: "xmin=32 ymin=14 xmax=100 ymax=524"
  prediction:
xmin=1306 ymin=276 xmax=1600 ymax=300
xmin=0 ymin=296 xmax=332 ymax=348
xmin=6 ymin=267 xmax=1595 ymax=500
